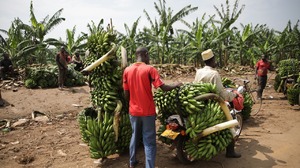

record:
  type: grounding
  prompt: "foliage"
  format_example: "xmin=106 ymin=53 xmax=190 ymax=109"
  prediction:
xmin=1 ymin=0 xmax=300 ymax=70
xmin=24 ymin=64 xmax=85 ymax=89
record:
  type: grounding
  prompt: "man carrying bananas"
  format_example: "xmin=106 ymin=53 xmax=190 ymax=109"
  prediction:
xmin=194 ymin=49 xmax=241 ymax=158
xmin=123 ymin=47 xmax=182 ymax=168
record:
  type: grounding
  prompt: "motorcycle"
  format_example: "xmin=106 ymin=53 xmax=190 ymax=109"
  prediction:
xmin=160 ymin=86 xmax=245 ymax=163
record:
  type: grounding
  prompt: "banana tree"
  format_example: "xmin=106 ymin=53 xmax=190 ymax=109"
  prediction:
xmin=144 ymin=0 xmax=198 ymax=64
xmin=230 ymin=23 xmax=260 ymax=66
xmin=179 ymin=14 xmax=215 ymax=67
xmin=17 ymin=0 xmax=65 ymax=65
xmin=120 ymin=17 xmax=141 ymax=63
xmin=212 ymin=0 xmax=244 ymax=66
xmin=273 ymin=21 xmax=300 ymax=63
xmin=46 ymin=26 xmax=87 ymax=56
xmin=0 ymin=18 xmax=38 ymax=67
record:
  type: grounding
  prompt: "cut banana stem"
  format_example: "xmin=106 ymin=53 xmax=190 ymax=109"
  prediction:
xmin=194 ymin=93 xmax=233 ymax=120
xmin=82 ymin=44 xmax=117 ymax=72
xmin=121 ymin=46 xmax=127 ymax=69
xmin=201 ymin=119 xmax=238 ymax=137
xmin=218 ymin=100 xmax=233 ymax=121
xmin=194 ymin=93 xmax=220 ymax=101
xmin=113 ymin=100 xmax=122 ymax=142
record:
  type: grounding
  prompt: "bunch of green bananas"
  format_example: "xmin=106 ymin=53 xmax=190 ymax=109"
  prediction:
xmin=277 ymin=59 xmax=299 ymax=77
xmin=242 ymin=92 xmax=254 ymax=120
xmin=178 ymin=83 xmax=216 ymax=115
xmin=117 ymin=113 xmax=132 ymax=152
xmin=185 ymin=129 xmax=232 ymax=160
xmin=221 ymin=77 xmax=236 ymax=88
xmin=77 ymin=107 xmax=98 ymax=143
xmin=287 ymin=87 xmax=300 ymax=105
xmin=77 ymin=28 xmax=131 ymax=159
xmin=154 ymin=83 xmax=217 ymax=123
xmin=185 ymin=100 xmax=226 ymax=139
xmin=86 ymin=111 xmax=116 ymax=158
xmin=154 ymin=83 xmax=234 ymax=160
xmin=87 ymin=30 xmax=115 ymax=56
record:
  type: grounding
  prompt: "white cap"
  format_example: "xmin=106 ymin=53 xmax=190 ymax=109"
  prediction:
xmin=201 ymin=49 xmax=214 ymax=61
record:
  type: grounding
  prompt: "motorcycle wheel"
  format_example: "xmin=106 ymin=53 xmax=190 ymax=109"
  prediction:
xmin=176 ymin=135 xmax=193 ymax=164
xmin=234 ymin=113 xmax=243 ymax=140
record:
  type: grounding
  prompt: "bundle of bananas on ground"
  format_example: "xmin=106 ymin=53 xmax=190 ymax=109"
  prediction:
xmin=287 ymin=86 xmax=300 ymax=105
xmin=78 ymin=107 xmax=98 ymax=143
xmin=86 ymin=110 xmax=115 ymax=158
xmin=77 ymin=27 xmax=131 ymax=159
xmin=117 ymin=113 xmax=132 ymax=152
xmin=277 ymin=59 xmax=299 ymax=77
xmin=275 ymin=59 xmax=299 ymax=92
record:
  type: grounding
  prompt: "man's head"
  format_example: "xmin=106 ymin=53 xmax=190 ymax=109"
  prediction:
xmin=261 ymin=54 xmax=267 ymax=61
xmin=60 ymin=47 xmax=66 ymax=53
xmin=202 ymin=49 xmax=216 ymax=68
xmin=136 ymin=47 xmax=149 ymax=64
xmin=3 ymin=53 xmax=9 ymax=59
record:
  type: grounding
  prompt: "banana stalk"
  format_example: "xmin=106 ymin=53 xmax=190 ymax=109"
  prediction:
xmin=121 ymin=46 xmax=128 ymax=69
xmin=194 ymin=93 xmax=233 ymax=121
xmin=113 ymin=100 xmax=122 ymax=142
xmin=82 ymin=43 xmax=117 ymax=72
xmin=201 ymin=119 xmax=238 ymax=137
xmin=194 ymin=93 xmax=235 ymax=137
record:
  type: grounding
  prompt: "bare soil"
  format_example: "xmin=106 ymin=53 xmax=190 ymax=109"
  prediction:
xmin=0 ymin=70 xmax=300 ymax=168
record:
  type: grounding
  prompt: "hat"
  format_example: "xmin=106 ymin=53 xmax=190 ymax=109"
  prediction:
xmin=201 ymin=49 xmax=214 ymax=61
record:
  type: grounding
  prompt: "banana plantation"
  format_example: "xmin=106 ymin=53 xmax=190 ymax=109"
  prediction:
xmin=0 ymin=0 xmax=299 ymax=70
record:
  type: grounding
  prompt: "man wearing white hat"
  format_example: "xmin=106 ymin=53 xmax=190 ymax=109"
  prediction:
xmin=194 ymin=49 xmax=241 ymax=158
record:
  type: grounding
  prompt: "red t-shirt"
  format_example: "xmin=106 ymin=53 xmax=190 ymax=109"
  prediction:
xmin=123 ymin=62 xmax=164 ymax=116
xmin=256 ymin=60 xmax=270 ymax=76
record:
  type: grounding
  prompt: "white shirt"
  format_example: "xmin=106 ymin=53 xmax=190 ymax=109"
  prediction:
xmin=194 ymin=66 xmax=236 ymax=101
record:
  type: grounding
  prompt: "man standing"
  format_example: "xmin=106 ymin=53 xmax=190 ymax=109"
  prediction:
xmin=194 ymin=49 xmax=241 ymax=158
xmin=0 ymin=53 xmax=13 ymax=80
xmin=56 ymin=47 xmax=68 ymax=89
xmin=255 ymin=54 xmax=271 ymax=99
xmin=123 ymin=47 xmax=182 ymax=168
xmin=72 ymin=52 xmax=83 ymax=71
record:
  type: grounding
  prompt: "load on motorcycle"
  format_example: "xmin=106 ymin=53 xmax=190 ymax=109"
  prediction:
xmin=154 ymin=82 xmax=245 ymax=163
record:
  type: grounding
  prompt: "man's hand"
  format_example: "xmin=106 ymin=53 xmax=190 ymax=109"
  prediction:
xmin=254 ymin=75 xmax=257 ymax=80
xmin=175 ymin=82 xmax=183 ymax=88
xmin=81 ymin=70 xmax=90 ymax=76
xmin=235 ymin=93 xmax=239 ymax=98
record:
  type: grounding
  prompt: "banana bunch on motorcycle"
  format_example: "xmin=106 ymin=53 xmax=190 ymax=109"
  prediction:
xmin=154 ymin=79 xmax=249 ymax=162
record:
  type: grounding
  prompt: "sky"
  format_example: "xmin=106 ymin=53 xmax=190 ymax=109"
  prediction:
xmin=0 ymin=0 xmax=299 ymax=40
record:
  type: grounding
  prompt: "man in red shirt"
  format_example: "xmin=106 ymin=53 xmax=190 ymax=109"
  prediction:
xmin=123 ymin=47 xmax=182 ymax=168
xmin=255 ymin=54 xmax=271 ymax=99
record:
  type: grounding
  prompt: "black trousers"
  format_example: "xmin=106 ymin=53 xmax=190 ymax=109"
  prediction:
xmin=257 ymin=76 xmax=267 ymax=98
